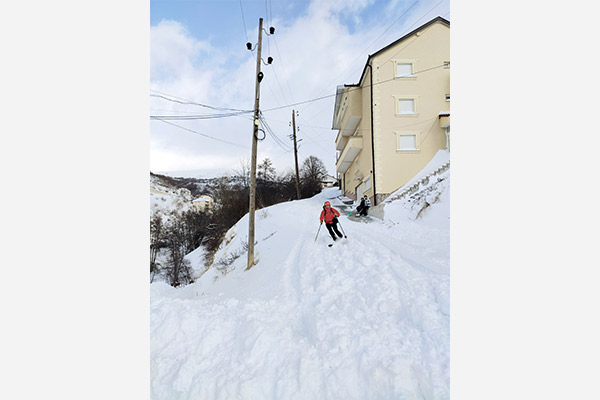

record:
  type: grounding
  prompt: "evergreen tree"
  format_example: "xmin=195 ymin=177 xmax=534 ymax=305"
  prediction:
xmin=257 ymin=158 xmax=276 ymax=181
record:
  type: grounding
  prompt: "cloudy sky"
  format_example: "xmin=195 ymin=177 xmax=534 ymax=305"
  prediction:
xmin=150 ymin=0 xmax=450 ymax=177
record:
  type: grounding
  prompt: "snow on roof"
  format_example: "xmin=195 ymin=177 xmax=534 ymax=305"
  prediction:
xmin=193 ymin=195 xmax=213 ymax=202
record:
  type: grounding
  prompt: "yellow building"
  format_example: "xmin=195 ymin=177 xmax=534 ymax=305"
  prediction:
xmin=332 ymin=16 xmax=450 ymax=205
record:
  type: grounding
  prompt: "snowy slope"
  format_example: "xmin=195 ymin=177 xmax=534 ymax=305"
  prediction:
xmin=151 ymin=169 xmax=450 ymax=399
xmin=150 ymin=174 xmax=195 ymax=218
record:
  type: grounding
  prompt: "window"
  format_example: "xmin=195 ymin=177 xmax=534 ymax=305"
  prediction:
xmin=443 ymin=61 xmax=450 ymax=69
xmin=364 ymin=177 xmax=371 ymax=191
xmin=397 ymin=98 xmax=415 ymax=115
xmin=445 ymin=94 xmax=450 ymax=102
xmin=395 ymin=132 xmax=420 ymax=151
xmin=396 ymin=63 xmax=414 ymax=78
xmin=399 ymin=135 xmax=417 ymax=150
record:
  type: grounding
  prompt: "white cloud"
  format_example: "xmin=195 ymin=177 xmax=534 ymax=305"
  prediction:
xmin=150 ymin=0 xmax=450 ymax=176
xmin=150 ymin=20 xmax=212 ymax=80
xmin=308 ymin=0 xmax=376 ymax=16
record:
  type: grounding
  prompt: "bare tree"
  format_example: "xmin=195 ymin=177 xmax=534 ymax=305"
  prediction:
xmin=233 ymin=159 xmax=251 ymax=189
xmin=150 ymin=214 xmax=165 ymax=282
xmin=300 ymin=155 xmax=328 ymax=198
xmin=163 ymin=217 xmax=194 ymax=287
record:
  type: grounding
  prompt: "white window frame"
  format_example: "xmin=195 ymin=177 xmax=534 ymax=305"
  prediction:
xmin=393 ymin=96 xmax=418 ymax=116
xmin=394 ymin=131 xmax=421 ymax=152
xmin=394 ymin=60 xmax=416 ymax=78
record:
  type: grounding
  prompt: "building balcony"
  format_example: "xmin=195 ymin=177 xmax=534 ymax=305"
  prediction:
xmin=336 ymin=136 xmax=363 ymax=174
xmin=335 ymin=115 xmax=362 ymax=151
xmin=439 ymin=111 xmax=450 ymax=128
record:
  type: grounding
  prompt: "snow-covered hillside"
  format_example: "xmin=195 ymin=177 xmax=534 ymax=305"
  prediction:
xmin=150 ymin=174 xmax=195 ymax=217
xmin=150 ymin=153 xmax=450 ymax=399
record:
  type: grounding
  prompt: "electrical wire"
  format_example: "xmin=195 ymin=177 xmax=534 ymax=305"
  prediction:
xmin=150 ymin=62 xmax=444 ymax=121
xmin=150 ymin=110 xmax=254 ymax=120
xmin=239 ymin=0 xmax=249 ymax=43
xmin=418 ymin=118 xmax=439 ymax=146
xmin=296 ymin=112 xmax=334 ymax=151
xmin=150 ymin=7 xmax=448 ymax=129
xmin=304 ymin=0 xmax=422 ymax=106
xmin=299 ymin=1 xmax=448 ymax=115
xmin=272 ymin=35 xmax=296 ymax=104
xmin=267 ymin=50 xmax=290 ymax=106
xmin=150 ymin=90 xmax=252 ymax=113
xmin=378 ymin=0 xmax=447 ymax=66
xmin=261 ymin=63 xmax=445 ymax=113
xmin=259 ymin=113 xmax=292 ymax=152
xmin=151 ymin=117 xmax=249 ymax=149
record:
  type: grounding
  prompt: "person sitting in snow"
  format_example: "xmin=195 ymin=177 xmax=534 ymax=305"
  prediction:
xmin=320 ymin=201 xmax=344 ymax=241
xmin=356 ymin=195 xmax=371 ymax=216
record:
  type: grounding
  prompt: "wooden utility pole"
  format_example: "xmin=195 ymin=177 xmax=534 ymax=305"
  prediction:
xmin=292 ymin=109 xmax=301 ymax=200
xmin=247 ymin=18 xmax=264 ymax=270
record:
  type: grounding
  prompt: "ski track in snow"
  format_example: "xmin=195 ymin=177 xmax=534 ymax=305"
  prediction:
xmin=151 ymin=187 xmax=449 ymax=400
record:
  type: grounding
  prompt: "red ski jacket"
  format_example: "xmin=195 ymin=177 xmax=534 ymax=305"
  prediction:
xmin=320 ymin=207 xmax=340 ymax=224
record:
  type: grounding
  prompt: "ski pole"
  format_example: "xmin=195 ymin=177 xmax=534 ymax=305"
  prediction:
xmin=314 ymin=223 xmax=322 ymax=241
xmin=337 ymin=220 xmax=347 ymax=238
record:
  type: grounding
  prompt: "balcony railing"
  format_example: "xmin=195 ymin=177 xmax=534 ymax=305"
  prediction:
xmin=336 ymin=136 xmax=363 ymax=174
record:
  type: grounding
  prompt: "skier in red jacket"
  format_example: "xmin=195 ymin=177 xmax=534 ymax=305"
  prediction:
xmin=319 ymin=201 xmax=344 ymax=241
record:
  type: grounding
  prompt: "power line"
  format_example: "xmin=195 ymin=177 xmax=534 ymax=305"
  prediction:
xmin=149 ymin=110 xmax=253 ymax=120
xmin=267 ymin=46 xmax=290 ymax=106
xmin=378 ymin=0 xmax=447 ymax=66
xmin=258 ymin=116 xmax=332 ymax=130
xmin=298 ymin=2 xmax=448 ymax=116
xmin=239 ymin=0 xmax=249 ymax=42
xmin=262 ymin=93 xmax=335 ymax=113
xmin=150 ymin=91 xmax=251 ymax=113
xmin=151 ymin=117 xmax=248 ymax=149
xmin=272 ymin=36 xmax=296 ymax=105
xmin=151 ymin=18 xmax=447 ymax=122
xmin=259 ymin=114 xmax=292 ymax=152
xmin=303 ymin=0 xmax=422 ymax=108
xmin=262 ymin=63 xmax=445 ymax=113
xmin=150 ymin=63 xmax=444 ymax=119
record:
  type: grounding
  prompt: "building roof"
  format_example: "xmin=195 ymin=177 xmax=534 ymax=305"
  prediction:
xmin=193 ymin=194 xmax=214 ymax=202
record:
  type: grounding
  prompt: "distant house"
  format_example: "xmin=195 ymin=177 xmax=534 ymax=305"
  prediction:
xmin=332 ymin=16 xmax=450 ymax=205
xmin=192 ymin=194 xmax=214 ymax=213
xmin=321 ymin=174 xmax=337 ymax=188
